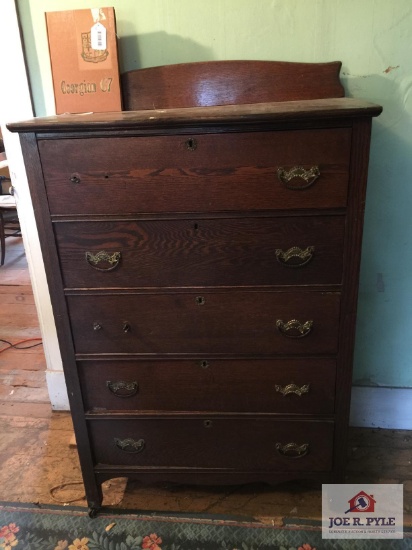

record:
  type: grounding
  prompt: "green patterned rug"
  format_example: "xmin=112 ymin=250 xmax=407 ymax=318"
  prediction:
xmin=0 ymin=502 xmax=410 ymax=549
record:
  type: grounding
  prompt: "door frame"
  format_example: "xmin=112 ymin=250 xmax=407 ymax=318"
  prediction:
xmin=0 ymin=0 xmax=68 ymax=409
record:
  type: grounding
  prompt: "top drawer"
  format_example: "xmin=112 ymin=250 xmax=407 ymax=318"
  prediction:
xmin=38 ymin=128 xmax=351 ymax=215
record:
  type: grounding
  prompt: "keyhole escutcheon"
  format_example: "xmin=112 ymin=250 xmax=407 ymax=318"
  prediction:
xmin=185 ymin=138 xmax=197 ymax=151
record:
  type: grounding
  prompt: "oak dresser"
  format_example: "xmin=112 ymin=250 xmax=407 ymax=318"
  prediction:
xmin=9 ymin=61 xmax=382 ymax=515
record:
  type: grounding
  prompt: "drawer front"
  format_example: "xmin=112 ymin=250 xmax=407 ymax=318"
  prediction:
xmin=88 ymin=418 xmax=334 ymax=471
xmin=39 ymin=128 xmax=351 ymax=215
xmin=55 ymin=216 xmax=345 ymax=288
xmin=67 ymin=291 xmax=340 ymax=355
xmin=79 ymin=358 xmax=336 ymax=414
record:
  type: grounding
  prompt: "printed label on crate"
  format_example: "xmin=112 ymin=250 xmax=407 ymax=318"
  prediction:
xmin=46 ymin=7 xmax=121 ymax=113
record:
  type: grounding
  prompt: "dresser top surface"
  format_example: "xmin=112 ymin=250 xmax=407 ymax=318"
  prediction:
xmin=8 ymin=97 xmax=382 ymax=134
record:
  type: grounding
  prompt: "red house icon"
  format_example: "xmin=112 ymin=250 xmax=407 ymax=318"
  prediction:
xmin=346 ymin=491 xmax=376 ymax=513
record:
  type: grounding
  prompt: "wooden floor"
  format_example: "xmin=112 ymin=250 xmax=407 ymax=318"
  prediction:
xmin=0 ymin=236 xmax=411 ymax=523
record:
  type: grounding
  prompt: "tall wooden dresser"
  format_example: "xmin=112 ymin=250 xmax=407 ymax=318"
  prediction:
xmin=9 ymin=61 xmax=382 ymax=515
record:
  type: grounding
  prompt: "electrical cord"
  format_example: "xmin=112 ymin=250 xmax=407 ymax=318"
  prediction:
xmin=49 ymin=481 xmax=86 ymax=504
xmin=0 ymin=337 xmax=43 ymax=353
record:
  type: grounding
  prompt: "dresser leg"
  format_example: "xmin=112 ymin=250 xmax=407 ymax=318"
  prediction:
xmin=88 ymin=506 xmax=100 ymax=519
xmin=85 ymin=477 xmax=103 ymax=517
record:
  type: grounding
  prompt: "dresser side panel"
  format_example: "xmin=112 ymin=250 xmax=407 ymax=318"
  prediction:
xmin=18 ymin=132 xmax=102 ymax=508
xmin=333 ymin=117 xmax=374 ymax=480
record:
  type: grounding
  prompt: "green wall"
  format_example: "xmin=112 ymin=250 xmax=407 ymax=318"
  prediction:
xmin=17 ymin=0 xmax=412 ymax=387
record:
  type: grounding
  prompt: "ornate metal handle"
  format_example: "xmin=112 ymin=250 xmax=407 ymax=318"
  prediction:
xmin=85 ymin=251 xmax=121 ymax=272
xmin=275 ymin=383 xmax=310 ymax=397
xmin=276 ymin=319 xmax=313 ymax=338
xmin=276 ymin=442 xmax=309 ymax=458
xmin=275 ymin=246 xmax=315 ymax=268
xmin=107 ymin=381 xmax=139 ymax=398
xmin=114 ymin=438 xmax=145 ymax=454
xmin=277 ymin=166 xmax=320 ymax=190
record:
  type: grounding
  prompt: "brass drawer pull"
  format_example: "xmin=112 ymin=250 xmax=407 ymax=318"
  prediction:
xmin=85 ymin=251 xmax=121 ymax=272
xmin=276 ymin=442 xmax=309 ymax=458
xmin=277 ymin=166 xmax=320 ymax=190
xmin=275 ymin=246 xmax=315 ymax=268
xmin=93 ymin=322 xmax=102 ymax=331
xmin=107 ymin=380 xmax=139 ymax=397
xmin=275 ymin=383 xmax=310 ymax=397
xmin=276 ymin=319 xmax=313 ymax=338
xmin=114 ymin=437 xmax=145 ymax=454
xmin=122 ymin=322 xmax=131 ymax=333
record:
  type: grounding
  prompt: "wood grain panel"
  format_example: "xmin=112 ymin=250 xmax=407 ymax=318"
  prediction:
xmin=39 ymin=129 xmax=351 ymax=214
xmin=67 ymin=290 xmax=340 ymax=355
xmin=55 ymin=216 xmax=345 ymax=288
xmin=88 ymin=417 xmax=334 ymax=471
xmin=122 ymin=60 xmax=344 ymax=110
xmin=79 ymin=357 xmax=336 ymax=414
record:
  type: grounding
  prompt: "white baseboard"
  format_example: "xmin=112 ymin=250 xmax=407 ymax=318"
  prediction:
xmin=45 ymin=370 xmax=70 ymax=411
xmin=350 ymin=386 xmax=412 ymax=430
